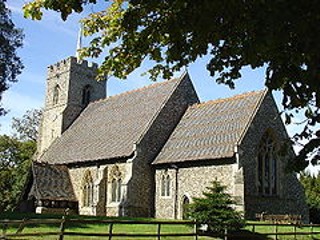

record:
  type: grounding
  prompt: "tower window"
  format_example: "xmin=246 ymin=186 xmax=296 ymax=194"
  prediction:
xmin=82 ymin=85 xmax=92 ymax=106
xmin=53 ymin=85 xmax=61 ymax=105
xmin=257 ymin=131 xmax=278 ymax=196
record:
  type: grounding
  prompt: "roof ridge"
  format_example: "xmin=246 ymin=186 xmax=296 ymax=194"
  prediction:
xmin=135 ymin=73 xmax=188 ymax=145
xmin=152 ymin=88 xmax=269 ymax=165
xmin=190 ymin=89 xmax=267 ymax=109
xmin=89 ymin=78 xmax=180 ymax=106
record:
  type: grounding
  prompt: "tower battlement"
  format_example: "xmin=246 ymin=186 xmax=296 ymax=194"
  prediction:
xmin=39 ymin=55 xmax=106 ymax=154
xmin=47 ymin=56 xmax=98 ymax=77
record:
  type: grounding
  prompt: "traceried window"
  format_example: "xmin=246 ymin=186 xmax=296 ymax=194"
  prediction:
xmin=109 ymin=165 xmax=122 ymax=203
xmin=257 ymin=131 xmax=278 ymax=196
xmin=82 ymin=85 xmax=92 ymax=106
xmin=111 ymin=178 xmax=122 ymax=202
xmin=53 ymin=85 xmax=61 ymax=105
xmin=160 ymin=173 xmax=171 ymax=197
xmin=82 ymin=170 xmax=94 ymax=207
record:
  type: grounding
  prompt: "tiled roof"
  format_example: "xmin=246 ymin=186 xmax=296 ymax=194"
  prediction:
xmin=153 ymin=90 xmax=267 ymax=165
xmin=29 ymin=162 xmax=76 ymax=201
xmin=39 ymin=75 xmax=185 ymax=164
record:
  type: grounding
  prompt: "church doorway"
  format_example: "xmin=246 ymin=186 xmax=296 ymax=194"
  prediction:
xmin=181 ymin=195 xmax=191 ymax=220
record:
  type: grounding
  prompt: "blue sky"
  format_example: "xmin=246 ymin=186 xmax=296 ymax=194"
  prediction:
xmin=2 ymin=1 xmax=269 ymax=134
xmin=4 ymin=1 xmax=320 ymax=173
xmin=3 ymin=0 xmax=313 ymax=166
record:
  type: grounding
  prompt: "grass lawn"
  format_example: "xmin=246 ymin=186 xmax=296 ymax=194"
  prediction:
xmin=1 ymin=213 xmax=320 ymax=240
xmin=0 ymin=212 xmax=213 ymax=240
xmin=245 ymin=221 xmax=320 ymax=240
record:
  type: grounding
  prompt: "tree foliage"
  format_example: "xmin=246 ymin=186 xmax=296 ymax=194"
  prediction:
xmin=188 ymin=181 xmax=244 ymax=233
xmin=0 ymin=0 xmax=24 ymax=115
xmin=0 ymin=109 xmax=40 ymax=211
xmin=23 ymin=0 xmax=320 ymax=171
xmin=0 ymin=135 xmax=36 ymax=212
xmin=300 ymin=172 xmax=320 ymax=223
xmin=12 ymin=108 xmax=42 ymax=141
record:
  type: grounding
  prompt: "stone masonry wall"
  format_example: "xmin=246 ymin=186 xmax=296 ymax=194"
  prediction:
xmin=38 ymin=58 xmax=72 ymax=153
xmin=155 ymin=163 xmax=241 ymax=219
xmin=127 ymin=74 xmax=200 ymax=217
xmin=239 ymin=93 xmax=309 ymax=221
xmin=64 ymin=58 xmax=105 ymax=131
xmin=69 ymin=162 xmax=133 ymax=216
xmin=38 ymin=56 xmax=105 ymax=155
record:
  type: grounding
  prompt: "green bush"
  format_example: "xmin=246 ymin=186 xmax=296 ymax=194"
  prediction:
xmin=188 ymin=180 xmax=245 ymax=233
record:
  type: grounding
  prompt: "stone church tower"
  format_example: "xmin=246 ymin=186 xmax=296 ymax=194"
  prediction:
xmin=37 ymin=57 xmax=106 ymax=154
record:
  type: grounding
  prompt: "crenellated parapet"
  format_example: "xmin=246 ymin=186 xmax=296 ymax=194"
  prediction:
xmin=47 ymin=57 xmax=98 ymax=79
xmin=38 ymin=56 xmax=106 ymax=155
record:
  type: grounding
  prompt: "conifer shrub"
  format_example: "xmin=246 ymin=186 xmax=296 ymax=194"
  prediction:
xmin=187 ymin=181 xmax=245 ymax=233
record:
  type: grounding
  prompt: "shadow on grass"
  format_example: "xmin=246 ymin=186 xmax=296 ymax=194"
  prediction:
xmin=203 ymin=230 xmax=272 ymax=240
xmin=229 ymin=230 xmax=272 ymax=240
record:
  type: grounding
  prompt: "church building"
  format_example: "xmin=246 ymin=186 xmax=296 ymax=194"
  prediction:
xmin=23 ymin=56 xmax=308 ymax=220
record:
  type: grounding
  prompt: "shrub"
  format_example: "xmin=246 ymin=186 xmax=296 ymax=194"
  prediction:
xmin=188 ymin=180 xmax=245 ymax=233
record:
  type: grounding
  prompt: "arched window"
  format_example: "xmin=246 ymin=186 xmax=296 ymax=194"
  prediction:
xmin=161 ymin=175 xmax=166 ymax=196
xmin=111 ymin=178 xmax=122 ymax=202
xmin=160 ymin=173 xmax=171 ymax=197
xmin=110 ymin=165 xmax=122 ymax=203
xmin=166 ymin=175 xmax=171 ymax=197
xmin=53 ymin=85 xmax=61 ymax=105
xmin=82 ymin=170 xmax=94 ymax=207
xmin=117 ymin=179 xmax=122 ymax=202
xmin=182 ymin=195 xmax=190 ymax=220
xmin=82 ymin=85 xmax=92 ymax=106
xmin=257 ymin=131 xmax=278 ymax=196
xmin=111 ymin=179 xmax=117 ymax=202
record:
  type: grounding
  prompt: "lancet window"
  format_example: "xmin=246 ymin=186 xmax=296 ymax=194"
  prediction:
xmin=82 ymin=170 xmax=94 ymax=207
xmin=257 ymin=131 xmax=278 ymax=196
xmin=161 ymin=173 xmax=171 ymax=197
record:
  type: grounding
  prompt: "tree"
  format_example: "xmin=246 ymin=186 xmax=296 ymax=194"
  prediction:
xmin=0 ymin=135 xmax=36 ymax=212
xmin=0 ymin=109 xmax=40 ymax=211
xmin=188 ymin=181 xmax=244 ymax=233
xmin=12 ymin=108 xmax=42 ymax=141
xmin=300 ymin=172 xmax=320 ymax=223
xmin=0 ymin=0 xmax=24 ymax=115
xmin=23 ymin=0 xmax=320 ymax=171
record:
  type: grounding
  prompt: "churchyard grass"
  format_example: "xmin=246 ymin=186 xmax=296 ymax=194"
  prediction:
xmin=2 ymin=213 xmax=320 ymax=239
xmin=245 ymin=221 xmax=320 ymax=240
xmin=0 ymin=212 xmax=213 ymax=239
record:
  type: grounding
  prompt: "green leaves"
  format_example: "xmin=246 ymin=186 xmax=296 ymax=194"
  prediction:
xmin=12 ymin=109 xmax=42 ymax=142
xmin=24 ymin=0 xmax=98 ymax=21
xmin=0 ymin=135 xmax=35 ymax=212
xmin=188 ymin=181 xmax=244 ymax=233
xmin=300 ymin=172 xmax=320 ymax=222
xmin=23 ymin=0 xmax=44 ymax=20
xmin=23 ymin=0 xmax=320 ymax=171
xmin=0 ymin=108 xmax=39 ymax=212
xmin=1 ymin=0 xmax=24 ymax=115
